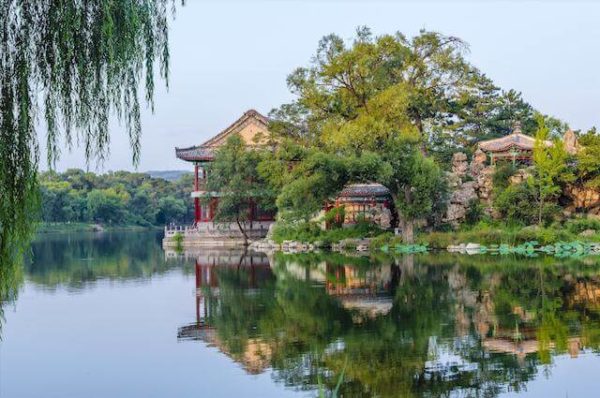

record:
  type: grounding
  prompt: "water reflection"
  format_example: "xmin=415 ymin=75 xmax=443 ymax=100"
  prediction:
xmin=6 ymin=234 xmax=600 ymax=396
xmin=26 ymin=231 xmax=184 ymax=289
xmin=178 ymin=250 xmax=600 ymax=397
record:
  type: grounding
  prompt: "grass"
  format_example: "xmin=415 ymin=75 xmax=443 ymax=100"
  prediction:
xmin=271 ymin=220 xmax=382 ymax=245
xmin=271 ymin=218 xmax=600 ymax=250
xmin=36 ymin=222 xmax=157 ymax=234
xmin=417 ymin=221 xmax=600 ymax=249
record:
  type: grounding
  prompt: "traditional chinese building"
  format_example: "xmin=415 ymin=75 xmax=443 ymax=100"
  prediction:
xmin=332 ymin=183 xmax=397 ymax=229
xmin=164 ymin=110 xmax=275 ymax=247
xmin=476 ymin=122 xmax=552 ymax=165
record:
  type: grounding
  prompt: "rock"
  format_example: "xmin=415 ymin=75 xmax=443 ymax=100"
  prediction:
xmin=451 ymin=152 xmax=469 ymax=177
xmin=450 ymin=181 xmax=478 ymax=204
xmin=465 ymin=243 xmax=481 ymax=250
xmin=446 ymin=172 xmax=462 ymax=189
xmin=372 ymin=206 xmax=392 ymax=229
xmin=580 ymin=229 xmax=596 ymax=238
xmin=444 ymin=203 xmax=467 ymax=224
xmin=565 ymin=185 xmax=600 ymax=210
xmin=509 ymin=168 xmax=532 ymax=185
xmin=447 ymin=243 xmax=466 ymax=253
xmin=563 ymin=129 xmax=581 ymax=155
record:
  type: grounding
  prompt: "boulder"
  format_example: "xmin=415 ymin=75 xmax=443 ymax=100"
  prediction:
xmin=580 ymin=229 xmax=597 ymax=238
xmin=451 ymin=152 xmax=469 ymax=177
xmin=509 ymin=168 xmax=532 ymax=185
xmin=450 ymin=181 xmax=478 ymax=205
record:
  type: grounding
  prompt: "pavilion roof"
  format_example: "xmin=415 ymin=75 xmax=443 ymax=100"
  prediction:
xmin=175 ymin=109 xmax=269 ymax=163
xmin=478 ymin=133 xmax=551 ymax=153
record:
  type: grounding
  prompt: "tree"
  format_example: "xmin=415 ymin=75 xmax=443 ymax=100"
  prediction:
xmin=87 ymin=189 xmax=129 ymax=225
xmin=206 ymin=135 xmax=277 ymax=245
xmin=529 ymin=116 xmax=573 ymax=225
xmin=383 ymin=144 xmax=446 ymax=243
xmin=576 ymin=128 xmax=600 ymax=189
xmin=156 ymin=196 xmax=186 ymax=225
xmin=0 ymin=1 xmax=177 ymax=267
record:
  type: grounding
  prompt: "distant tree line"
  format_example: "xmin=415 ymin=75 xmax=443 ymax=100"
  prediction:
xmin=38 ymin=170 xmax=194 ymax=226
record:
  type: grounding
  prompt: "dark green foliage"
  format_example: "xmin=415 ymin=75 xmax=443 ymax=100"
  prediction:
xmin=492 ymin=163 xmax=518 ymax=191
xmin=1 ymin=0 xmax=179 ymax=267
xmin=271 ymin=220 xmax=381 ymax=245
xmin=494 ymin=183 xmax=559 ymax=226
xmin=564 ymin=218 xmax=600 ymax=234
xmin=465 ymin=199 xmax=485 ymax=226
xmin=324 ymin=207 xmax=345 ymax=229
xmin=38 ymin=169 xmax=192 ymax=226
xmin=206 ymin=135 xmax=277 ymax=243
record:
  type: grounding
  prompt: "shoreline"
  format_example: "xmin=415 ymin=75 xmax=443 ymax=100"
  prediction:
xmin=35 ymin=222 xmax=161 ymax=234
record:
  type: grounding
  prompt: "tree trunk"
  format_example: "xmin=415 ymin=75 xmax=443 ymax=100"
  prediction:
xmin=538 ymin=190 xmax=544 ymax=226
xmin=236 ymin=218 xmax=249 ymax=246
xmin=400 ymin=218 xmax=415 ymax=244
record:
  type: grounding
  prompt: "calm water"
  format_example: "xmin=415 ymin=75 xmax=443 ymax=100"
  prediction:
xmin=2 ymin=232 xmax=600 ymax=397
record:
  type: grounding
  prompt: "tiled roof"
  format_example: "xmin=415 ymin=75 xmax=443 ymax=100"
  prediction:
xmin=478 ymin=133 xmax=550 ymax=153
xmin=201 ymin=109 xmax=269 ymax=147
xmin=175 ymin=146 xmax=215 ymax=162
xmin=175 ymin=109 xmax=269 ymax=163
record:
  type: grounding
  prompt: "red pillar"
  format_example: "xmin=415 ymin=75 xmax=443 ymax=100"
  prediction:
xmin=194 ymin=163 xmax=201 ymax=224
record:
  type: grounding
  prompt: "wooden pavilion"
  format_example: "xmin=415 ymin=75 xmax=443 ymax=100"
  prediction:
xmin=476 ymin=122 xmax=551 ymax=165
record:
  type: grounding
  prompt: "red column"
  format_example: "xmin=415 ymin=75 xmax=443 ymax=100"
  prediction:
xmin=194 ymin=163 xmax=201 ymax=224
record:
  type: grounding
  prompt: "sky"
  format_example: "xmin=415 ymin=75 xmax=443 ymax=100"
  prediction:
xmin=41 ymin=0 xmax=600 ymax=172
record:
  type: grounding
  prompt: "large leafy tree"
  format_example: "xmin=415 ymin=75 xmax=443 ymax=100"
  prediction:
xmin=272 ymin=28 xmax=502 ymax=151
xmin=0 ymin=1 xmax=178 ymax=266
xmin=206 ymin=135 xmax=277 ymax=245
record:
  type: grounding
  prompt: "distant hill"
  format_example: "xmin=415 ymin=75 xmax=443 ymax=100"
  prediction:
xmin=146 ymin=170 xmax=192 ymax=181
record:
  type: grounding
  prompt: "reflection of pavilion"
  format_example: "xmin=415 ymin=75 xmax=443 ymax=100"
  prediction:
xmin=325 ymin=263 xmax=399 ymax=319
xmin=177 ymin=250 xmax=274 ymax=375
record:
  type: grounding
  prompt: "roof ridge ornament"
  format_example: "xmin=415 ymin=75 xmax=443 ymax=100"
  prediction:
xmin=512 ymin=120 xmax=522 ymax=135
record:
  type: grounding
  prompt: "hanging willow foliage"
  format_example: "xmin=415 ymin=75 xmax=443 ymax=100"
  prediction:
xmin=0 ymin=1 xmax=180 ymax=284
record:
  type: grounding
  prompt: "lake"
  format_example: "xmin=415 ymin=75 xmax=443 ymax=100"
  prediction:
xmin=1 ymin=231 xmax=600 ymax=397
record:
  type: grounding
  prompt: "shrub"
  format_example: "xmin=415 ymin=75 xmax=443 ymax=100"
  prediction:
xmin=492 ymin=163 xmax=518 ymax=191
xmin=370 ymin=232 xmax=397 ymax=248
xmin=494 ymin=184 xmax=538 ymax=225
xmin=565 ymin=218 xmax=600 ymax=234
xmin=324 ymin=207 xmax=345 ymax=229
xmin=465 ymin=199 xmax=484 ymax=226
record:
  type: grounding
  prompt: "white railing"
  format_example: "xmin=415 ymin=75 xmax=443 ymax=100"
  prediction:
xmin=164 ymin=221 xmax=273 ymax=239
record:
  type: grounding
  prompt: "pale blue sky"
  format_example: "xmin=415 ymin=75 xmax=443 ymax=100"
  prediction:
xmin=43 ymin=0 xmax=600 ymax=172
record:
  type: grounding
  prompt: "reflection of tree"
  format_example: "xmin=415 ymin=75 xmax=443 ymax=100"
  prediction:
xmin=192 ymin=251 xmax=600 ymax=397
xmin=25 ymin=231 xmax=185 ymax=288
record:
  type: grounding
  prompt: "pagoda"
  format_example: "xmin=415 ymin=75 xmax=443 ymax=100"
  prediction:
xmin=164 ymin=110 xmax=275 ymax=247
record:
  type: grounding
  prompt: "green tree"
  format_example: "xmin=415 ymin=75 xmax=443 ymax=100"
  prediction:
xmin=0 ymin=1 xmax=177 ymax=268
xmin=206 ymin=135 xmax=277 ymax=245
xmin=383 ymin=145 xmax=446 ymax=243
xmin=529 ymin=116 xmax=573 ymax=225
xmin=87 ymin=189 xmax=129 ymax=225
xmin=156 ymin=196 xmax=186 ymax=224
xmin=576 ymin=128 xmax=600 ymax=189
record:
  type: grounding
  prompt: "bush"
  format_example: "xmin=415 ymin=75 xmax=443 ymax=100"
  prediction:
xmin=324 ymin=207 xmax=345 ymax=229
xmin=465 ymin=199 xmax=484 ymax=226
xmin=494 ymin=184 xmax=539 ymax=225
xmin=492 ymin=163 xmax=518 ymax=191
xmin=515 ymin=226 xmax=575 ymax=245
xmin=565 ymin=218 xmax=600 ymax=234
xmin=370 ymin=232 xmax=397 ymax=248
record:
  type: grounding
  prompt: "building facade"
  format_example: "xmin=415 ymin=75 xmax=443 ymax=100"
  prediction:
xmin=175 ymin=109 xmax=276 ymax=225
